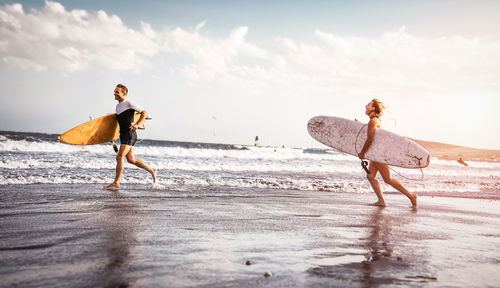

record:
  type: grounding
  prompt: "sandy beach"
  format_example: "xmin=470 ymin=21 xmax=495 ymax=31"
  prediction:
xmin=413 ymin=138 xmax=500 ymax=163
xmin=1 ymin=184 xmax=499 ymax=288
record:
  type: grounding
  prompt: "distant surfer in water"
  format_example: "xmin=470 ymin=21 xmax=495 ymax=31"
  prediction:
xmin=457 ymin=156 xmax=468 ymax=166
xmin=357 ymin=99 xmax=417 ymax=207
xmin=104 ymin=84 xmax=156 ymax=190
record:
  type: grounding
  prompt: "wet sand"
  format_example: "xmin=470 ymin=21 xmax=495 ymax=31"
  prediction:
xmin=0 ymin=184 xmax=499 ymax=287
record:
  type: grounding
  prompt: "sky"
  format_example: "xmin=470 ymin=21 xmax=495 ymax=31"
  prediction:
xmin=1 ymin=0 xmax=499 ymax=149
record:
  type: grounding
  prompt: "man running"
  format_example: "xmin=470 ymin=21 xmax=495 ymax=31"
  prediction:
xmin=104 ymin=84 xmax=156 ymax=190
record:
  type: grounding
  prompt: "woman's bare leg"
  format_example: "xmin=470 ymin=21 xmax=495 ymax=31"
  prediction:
xmin=366 ymin=161 xmax=386 ymax=206
xmin=376 ymin=163 xmax=417 ymax=207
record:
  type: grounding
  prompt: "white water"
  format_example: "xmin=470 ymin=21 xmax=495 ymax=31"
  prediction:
xmin=0 ymin=133 xmax=499 ymax=197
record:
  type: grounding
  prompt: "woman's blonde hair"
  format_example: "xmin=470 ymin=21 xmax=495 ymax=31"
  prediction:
xmin=369 ymin=99 xmax=384 ymax=118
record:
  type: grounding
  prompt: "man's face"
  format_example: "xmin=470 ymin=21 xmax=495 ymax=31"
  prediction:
xmin=114 ymin=87 xmax=126 ymax=101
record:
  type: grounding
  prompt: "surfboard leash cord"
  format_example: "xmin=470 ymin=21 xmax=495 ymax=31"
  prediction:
xmin=354 ymin=124 xmax=425 ymax=181
xmin=135 ymin=117 xmax=151 ymax=145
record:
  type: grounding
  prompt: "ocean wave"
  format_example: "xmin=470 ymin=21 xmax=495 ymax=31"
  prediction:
xmin=1 ymin=156 xmax=498 ymax=179
xmin=1 ymin=171 xmax=493 ymax=196
xmin=2 ymin=140 xmax=499 ymax=173
xmin=1 ymin=131 xmax=499 ymax=198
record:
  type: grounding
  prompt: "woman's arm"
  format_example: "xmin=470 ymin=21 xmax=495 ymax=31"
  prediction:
xmin=358 ymin=118 xmax=378 ymax=159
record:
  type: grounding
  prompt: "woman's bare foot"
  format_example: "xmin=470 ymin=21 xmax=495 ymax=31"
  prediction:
xmin=410 ymin=193 xmax=418 ymax=207
xmin=104 ymin=183 xmax=120 ymax=190
xmin=151 ymin=168 xmax=157 ymax=183
xmin=369 ymin=201 xmax=386 ymax=207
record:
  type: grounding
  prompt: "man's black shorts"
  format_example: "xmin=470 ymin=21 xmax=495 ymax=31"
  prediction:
xmin=120 ymin=131 xmax=137 ymax=146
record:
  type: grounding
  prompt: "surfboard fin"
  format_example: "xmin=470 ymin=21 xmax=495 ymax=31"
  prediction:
xmin=137 ymin=117 xmax=151 ymax=129
xmin=361 ymin=160 xmax=370 ymax=174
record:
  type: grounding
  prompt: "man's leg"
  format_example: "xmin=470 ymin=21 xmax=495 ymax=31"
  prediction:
xmin=104 ymin=144 xmax=132 ymax=190
xmin=125 ymin=146 xmax=157 ymax=183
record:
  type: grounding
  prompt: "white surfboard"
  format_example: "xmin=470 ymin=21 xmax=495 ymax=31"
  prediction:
xmin=307 ymin=116 xmax=430 ymax=168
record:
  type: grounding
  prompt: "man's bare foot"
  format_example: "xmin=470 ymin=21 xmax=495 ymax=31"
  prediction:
xmin=104 ymin=183 xmax=120 ymax=190
xmin=410 ymin=193 xmax=418 ymax=207
xmin=151 ymin=168 xmax=157 ymax=183
xmin=369 ymin=201 xmax=386 ymax=207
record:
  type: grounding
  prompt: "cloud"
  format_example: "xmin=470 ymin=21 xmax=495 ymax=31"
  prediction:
xmin=267 ymin=28 xmax=500 ymax=94
xmin=1 ymin=0 xmax=499 ymax=95
xmin=1 ymin=1 xmax=499 ymax=148
xmin=164 ymin=24 xmax=268 ymax=83
xmin=161 ymin=23 xmax=500 ymax=96
xmin=0 ymin=1 xmax=160 ymax=72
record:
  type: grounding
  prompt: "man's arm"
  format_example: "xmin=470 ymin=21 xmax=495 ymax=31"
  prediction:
xmin=130 ymin=110 xmax=148 ymax=131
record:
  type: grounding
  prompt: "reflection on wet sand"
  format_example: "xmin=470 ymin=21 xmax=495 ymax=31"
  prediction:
xmin=308 ymin=207 xmax=436 ymax=287
xmin=360 ymin=207 xmax=394 ymax=287
xmin=100 ymin=191 xmax=140 ymax=288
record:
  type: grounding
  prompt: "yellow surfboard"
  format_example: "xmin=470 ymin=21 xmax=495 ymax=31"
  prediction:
xmin=59 ymin=113 xmax=142 ymax=145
